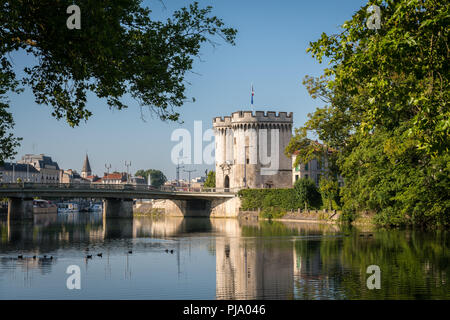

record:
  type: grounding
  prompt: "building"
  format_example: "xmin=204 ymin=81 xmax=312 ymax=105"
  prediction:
xmin=17 ymin=154 xmax=61 ymax=183
xmin=213 ymin=111 xmax=293 ymax=190
xmin=291 ymin=141 xmax=344 ymax=187
xmin=130 ymin=176 xmax=146 ymax=185
xmin=0 ymin=162 xmax=41 ymax=183
xmin=101 ymin=172 xmax=128 ymax=184
xmin=292 ymin=156 xmax=327 ymax=186
xmin=81 ymin=154 xmax=92 ymax=178
xmin=60 ymin=169 xmax=90 ymax=184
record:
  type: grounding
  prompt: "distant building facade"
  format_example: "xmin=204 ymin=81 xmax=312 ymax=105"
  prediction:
xmin=0 ymin=162 xmax=41 ymax=183
xmin=61 ymin=169 xmax=90 ymax=184
xmin=213 ymin=111 xmax=293 ymax=190
xmin=101 ymin=172 xmax=128 ymax=184
xmin=292 ymin=141 xmax=344 ymax=187
xmin=18 ymin=154 xmax=61 ymax=183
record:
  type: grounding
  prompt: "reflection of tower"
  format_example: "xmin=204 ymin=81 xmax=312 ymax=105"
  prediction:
xmin=213 ymin=219 xmax=294 ymax=299
xmin=213 ymin=111 xmax=293 ymax=190
xmin=81 ymin=154 xmax=92 ymax=178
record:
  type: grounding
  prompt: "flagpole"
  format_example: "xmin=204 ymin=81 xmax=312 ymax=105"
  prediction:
xmin=251 ymin=83 xmax=254 ymax=112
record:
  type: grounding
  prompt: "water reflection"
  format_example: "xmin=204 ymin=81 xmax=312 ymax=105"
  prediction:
xmin=0 ymin=213 xmax=448 ymax=299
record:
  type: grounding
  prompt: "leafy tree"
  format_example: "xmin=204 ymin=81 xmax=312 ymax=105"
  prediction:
xmin=135 ymin=169 xmax=167 ymax=188
xmin=204 ymin=170 xmax=215 ymax=188
xmin=0 ymin=1 xmax=237 ymax=158
xmin=294 ymin=178 xmax=322 ymax=210
xmin=319 ymin=176 xmax=340 ymax=210
xmin=0 ymin=62 xmax=22 ymax=164
xmin=286 ymin=0 xmax=449 ymax=227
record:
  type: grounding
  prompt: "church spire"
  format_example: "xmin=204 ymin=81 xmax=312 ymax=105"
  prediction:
xmin=81 ymin=154 xmax=92 ymax=178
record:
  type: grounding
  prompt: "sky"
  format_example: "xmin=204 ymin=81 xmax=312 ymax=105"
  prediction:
xmin=7 ymin=0 xmax=367 ymax=180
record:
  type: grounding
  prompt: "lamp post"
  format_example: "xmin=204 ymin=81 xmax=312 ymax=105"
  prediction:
xmin=184 ymin=169 xmax=196 ymax=190
xmin=124 ymin=161 xmax=131 ymax=184
xmin=105 ymin=163 xmax=111 ymax=174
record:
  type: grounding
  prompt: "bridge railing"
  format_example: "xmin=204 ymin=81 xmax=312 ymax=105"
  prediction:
xmin=0 ymin=182 xmax=237 ymax=193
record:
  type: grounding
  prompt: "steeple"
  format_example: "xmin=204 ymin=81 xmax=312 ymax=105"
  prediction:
xmin=81 ymin=154 xmax=92 ymax=178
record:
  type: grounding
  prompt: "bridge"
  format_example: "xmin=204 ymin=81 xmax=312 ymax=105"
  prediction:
xmin=0 ymin=183 xmax=239 ymax=220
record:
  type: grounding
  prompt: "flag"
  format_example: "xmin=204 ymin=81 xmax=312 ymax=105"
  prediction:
xmin=251 ymin=84 xmax=254 ymax=105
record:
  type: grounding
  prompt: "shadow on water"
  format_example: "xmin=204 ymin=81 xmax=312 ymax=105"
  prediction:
xmin=0 ymin=212 xmax=449 ymax=299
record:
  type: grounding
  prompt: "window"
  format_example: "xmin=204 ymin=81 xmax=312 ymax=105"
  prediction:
xmin=305 ymin=162 xmax=309 ymax=171
xmin=305 ymin=174 xmax=309 ymax=179
xmin=295 ymin=175 xmax=299 ymax=181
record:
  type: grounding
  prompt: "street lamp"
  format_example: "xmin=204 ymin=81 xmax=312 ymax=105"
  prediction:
xmin=125 ymin=161 xmax=131 ymax=184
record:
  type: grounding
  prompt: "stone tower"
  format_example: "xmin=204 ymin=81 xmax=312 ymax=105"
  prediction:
xmin=81 ymin=154 xmax=92 ymax=178
xmin=213 ymin=111 xmax=293 ymax=190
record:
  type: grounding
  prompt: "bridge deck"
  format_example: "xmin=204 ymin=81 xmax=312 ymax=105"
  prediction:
xmin=0 ymin=183 xmax=237 ymax=200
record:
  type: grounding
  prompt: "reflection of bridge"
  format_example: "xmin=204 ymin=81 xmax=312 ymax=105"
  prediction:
xmin=0 ymin=183 xmax=238 ymax=220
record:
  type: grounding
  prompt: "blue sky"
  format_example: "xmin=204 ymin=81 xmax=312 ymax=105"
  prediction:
xmin=7 ymin=0 xmax=367 ymax=180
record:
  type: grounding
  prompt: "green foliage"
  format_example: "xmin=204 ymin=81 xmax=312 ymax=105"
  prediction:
xmin=260 ymin=207 xmax=285 ymax=220
xmin=1 ymin=1 xmax=236 ymax=126
xmin=238 ymin=182 xmax=322 ymax=215
xmin=0 ymin=59 xmax=22 ymax=164
xmin=204 ymin=170 xmax=215 ymax=188
xmin=319 ymin=176 xmax=340 ymax=210
xmin=135 ymin=169 xmax=167 ymax=188
xmin=294 ymin=178 xmax=322 ymax=210
xmin=287 ymin=0 xmax=449 ymax=228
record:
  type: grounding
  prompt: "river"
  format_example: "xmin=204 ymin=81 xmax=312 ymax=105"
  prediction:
xmin=0 ymin=212 xmax=448 ymax=299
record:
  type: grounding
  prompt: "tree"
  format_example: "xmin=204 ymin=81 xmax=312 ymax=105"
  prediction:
xmin=294 ymin=178 xmax=322 ymax=210
xmin=286 ymin=0 xmax=449 ymax=227
xmin=0 ymin=60 xmax=22 ymax=164
xmin=319 ymin=176 xmax=340 ymax=210
xmin=135 ymin=169 xmax=167 ymax=188
xmin=0 ymin=1 xmax=237 ymax=158
xmin=203 ymin=170 xmax=215 ymax=188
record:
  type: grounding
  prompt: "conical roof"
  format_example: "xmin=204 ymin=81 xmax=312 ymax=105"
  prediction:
xmin=82 ymin=154 xmax=92 ymax=174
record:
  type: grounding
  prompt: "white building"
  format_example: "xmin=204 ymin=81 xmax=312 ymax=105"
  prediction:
xmin=292 ymin=142 xmax=344 ymax=187
xmin=18 ymin=154 xmax=61 ymax=183
xmin=0 ymin=162 xmax=41 ymax=183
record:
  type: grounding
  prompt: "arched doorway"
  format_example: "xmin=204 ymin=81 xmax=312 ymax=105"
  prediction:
xmin=224 ymin=175 xmax=230 ymax=191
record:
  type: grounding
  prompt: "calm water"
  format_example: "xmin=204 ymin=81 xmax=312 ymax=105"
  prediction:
xmin=0 ymin=212 xmax=449 ymax=299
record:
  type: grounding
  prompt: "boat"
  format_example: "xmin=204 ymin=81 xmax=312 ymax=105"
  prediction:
xmin=33 ymin=199 xmax=58 ymax=214
xmin=89 ymin=203 xmax=103 ymax=212
xmin=58 ymin=202 xmax=79 ymax=213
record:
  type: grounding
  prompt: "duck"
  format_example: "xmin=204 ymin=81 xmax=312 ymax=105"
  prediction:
xmin=170 ymin=250 xmax=174 ymax=254
xmin=43 ymin=255 xmax=47 ymax=258
xmin=50 ymin=256 xmax=53 ymax=260
xmin=32 ymin=256 xmax=36 ymax=260
xmin=165 ymin=249 xmax=169 ymax=253
xmin=128 ymin=250 xmax=132 ymax=254
xmin=18 ymin=255 xmax=23 ymax=259
xmin=97 ymin=253 xmax=103 ymax=257
xmin=86 ymin=255 xmax=92 ymax=259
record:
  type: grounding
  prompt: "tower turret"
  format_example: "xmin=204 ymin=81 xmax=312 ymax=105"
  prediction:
xmin=213 ymin=110 xmax=293 ymax=190
xmin=81 ymin=154 xmax=92 ymax=178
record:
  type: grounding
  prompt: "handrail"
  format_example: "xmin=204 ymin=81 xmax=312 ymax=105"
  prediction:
xmin=0 ymin=182 xmax=238 ymax=194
